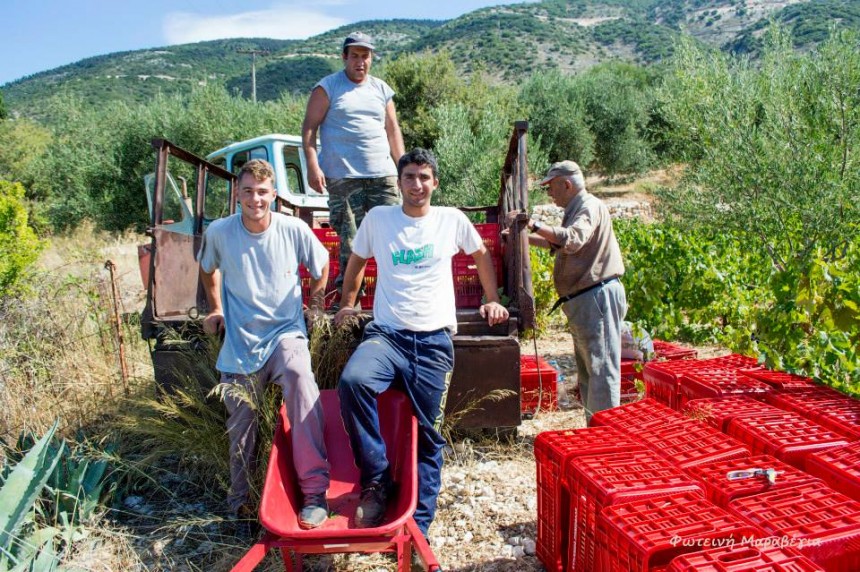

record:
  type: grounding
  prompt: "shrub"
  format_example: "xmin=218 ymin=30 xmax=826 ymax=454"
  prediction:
xmin=0 ymin=180 xmax=45 ymax=296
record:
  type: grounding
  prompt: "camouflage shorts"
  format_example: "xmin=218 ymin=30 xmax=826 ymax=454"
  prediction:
xmin=326 ymin=176 xmax=400 ymax=286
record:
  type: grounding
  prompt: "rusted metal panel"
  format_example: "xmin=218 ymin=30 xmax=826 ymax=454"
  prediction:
xmin=499 ymin=122 xmax=536 ymax=332
xmin=151 ymin=230 xmax=207 ymax=321
xmin=446 ymin=335 xmax=521 ymax=429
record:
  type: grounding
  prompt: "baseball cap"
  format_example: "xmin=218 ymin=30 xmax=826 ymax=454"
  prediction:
xmin=343 ymin=32 xmax=375 ymax=51
xmin=540 ymin=160 xmax=583 ymax=185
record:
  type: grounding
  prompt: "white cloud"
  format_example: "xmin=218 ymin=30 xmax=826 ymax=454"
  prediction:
xmin=163 ymin=6 xmax=347 ymax=44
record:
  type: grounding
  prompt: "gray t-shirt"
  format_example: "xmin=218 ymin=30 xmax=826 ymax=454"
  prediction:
xmin=316 ymin=70 xmax=397 ymax=179
xmin=198 ymin=212 xmax=328 ymax=375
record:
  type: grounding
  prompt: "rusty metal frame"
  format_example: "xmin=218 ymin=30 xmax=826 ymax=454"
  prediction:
xmin=499 ymin=121 xmax=536 ymax=331
xmin=145 ymin=139 xmax=237 ymax=327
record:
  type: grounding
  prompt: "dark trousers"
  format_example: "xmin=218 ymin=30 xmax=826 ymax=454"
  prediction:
xmin=338 ymin=322 xmax=454 ymax=536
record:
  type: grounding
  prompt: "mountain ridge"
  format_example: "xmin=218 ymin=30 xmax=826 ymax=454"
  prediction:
xmin=5 ymin=0 xmax=859 ymax=119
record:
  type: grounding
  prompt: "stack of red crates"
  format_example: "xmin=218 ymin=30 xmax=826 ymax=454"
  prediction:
xmin=726 ymin=412 xmax=850 ymax=470
xmin=668 ymin=544 xmax=825 ymax=571
xmin=536 ymin=354 xmax=860 ymax=572
xmin=806 ymin=442 xmax=860 ymax=502
xmin=728 ymin=482 xmax=860 ymax=571
xmin=596 ymin=492 xmax=761 ymax=572
xmin=533 ymin=427 xmax=644 ymax=572
xmin=643 ymin=354 xmax=760 ymax=409
xmin=676 ymin=369 xmax=772 ymax=410
xmin=620 ymin=340 xmax=698 ymax=399
xmin=451 ymin=223 xmax=502 ymax=308
xmin=566 ymin=449 xmax=704 ymax=571
xmin=520 ymin=354 xmax=558 ymax=414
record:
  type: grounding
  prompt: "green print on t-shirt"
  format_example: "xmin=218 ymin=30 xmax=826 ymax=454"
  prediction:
xmin=391 ymin=244 xmax=434 ymax=266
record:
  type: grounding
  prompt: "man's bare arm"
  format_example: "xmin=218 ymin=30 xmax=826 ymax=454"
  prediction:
xmin=307 ymin=261 xmax=330 ymax=311
xmin=471 ymin=246 xmax=509 ymax=326
xmin=384 ymin=100 xmax=405 ymax=164
xmin=200 ymin=267 xmax=225 ymax=334
xmin=334 ymin=254 xmax=368 ymax=326
xmin=302 ymin=87 xmax=330 ymax=193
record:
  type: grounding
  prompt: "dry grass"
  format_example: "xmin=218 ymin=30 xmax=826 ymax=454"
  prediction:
xmin=0 ymin=225 xmax=152 ymax=442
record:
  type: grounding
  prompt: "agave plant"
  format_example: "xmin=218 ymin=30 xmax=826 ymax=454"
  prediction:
xmin=0 ymin=421 xmax=63 ymax=571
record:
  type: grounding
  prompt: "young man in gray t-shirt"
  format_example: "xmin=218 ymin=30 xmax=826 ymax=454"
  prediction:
xmin=198 ymin=159 xmax=331 ymax=530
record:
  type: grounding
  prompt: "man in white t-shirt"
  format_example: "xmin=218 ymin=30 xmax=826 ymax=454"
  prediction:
xmin=333 ymin=148 xmax=509 ymax=537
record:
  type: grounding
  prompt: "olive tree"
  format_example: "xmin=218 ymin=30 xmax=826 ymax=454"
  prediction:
xmin=657 ymin=28 xmax=860 ymax=389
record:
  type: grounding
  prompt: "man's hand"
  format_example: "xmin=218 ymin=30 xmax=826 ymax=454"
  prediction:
xmin=307 ymin=164 xmax=326 ymax=194
xmin=304 ymin=306 xmax=325 ymax=333
xmin=504 ymin=210 xmax=523 ymax=226
xmin=479 ymin=301 xmax=509 ymax=326
xmin=333 ymin=307 xmax=361 ymax=327
xmin=502 ymin=210 xmax=527 ymax=236
xmin=203 ymin=311 xmax=225 ymax=335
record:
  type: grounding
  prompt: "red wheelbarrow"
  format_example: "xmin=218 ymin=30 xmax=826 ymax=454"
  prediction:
xmin=230 ymin=389 xmax=442 ymax=571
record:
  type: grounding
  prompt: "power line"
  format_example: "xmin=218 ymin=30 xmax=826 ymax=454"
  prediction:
xmin=236 ymin=48 xmax=270 ymax=103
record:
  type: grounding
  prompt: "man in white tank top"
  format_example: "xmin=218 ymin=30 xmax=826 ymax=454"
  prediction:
xmin=302 ymin=32 xmax=405 ymax=300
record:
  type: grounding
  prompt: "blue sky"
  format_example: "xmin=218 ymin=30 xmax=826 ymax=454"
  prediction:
xmin=1 ymin=0 xmax=515 ymax=86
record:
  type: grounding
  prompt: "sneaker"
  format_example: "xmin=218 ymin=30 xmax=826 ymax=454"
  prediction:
xmin=355 ymin=481 xmax=390 ymax=528
xmin=299 ymin=492 xmax=329 ymax=529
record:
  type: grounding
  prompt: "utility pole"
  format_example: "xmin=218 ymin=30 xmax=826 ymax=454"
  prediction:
xmin=236 ymin=48 xmax=269 ymax=103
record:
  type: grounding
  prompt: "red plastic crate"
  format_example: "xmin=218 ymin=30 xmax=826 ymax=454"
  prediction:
xmin=567 ymin=449 xmax=704 ymax=572
xmin=520 ymin=355 xmax=557 ymax=414
xmin=727 ymin=413 xmax=849 ymax=470
xmin=312 ymin=227 xmax=340 ymax=261
xmin=534 ymin=427 xmax=644 ymax=572
xmin=450 ymin=252 xmax=502 ymax=308
xmin=812 ymin=401 xmax=860 ymax=441
xmin=806 ymin=442 xmax=860 ymax=503
xmin=300 ymin=261 xmax=339 ymax=309
xmin=668 ymin=544 xmax=825 ymax=571
xmin=591 ymin=398 xmax=693 ymax=432
xmin=635 ymin=419 xmax=750 ymax=469
xmin=739 ymin=368 xmax=818 ymax=391
xmin=677 ymin=369 xmax=772 ymax=410
xmin=621 ymin=358 xmax=640 ymax=378
xmin=700 ymin=354 xmax=761 ymax=370
xmin=765 ymin=387 xmax=849 ymax=421
xmin=685 ymin=454 xmax=822 ymax=508
xmin=643 ymin=354 xmax=757 ymax=410
xmin=683 ymin=396 xmax=785 ymax=431
xmin=653 ymin=340 xmax=698 ymax=361
xmin=643 ymin=360 xmax=711 ymax=409
xmin=354 ymin=258 xmax=377 ymax=309
xmin=474 ymin=222 xmax=501 ymax=256
xmin=728 ymin=482 xmax=860 ymax=571
xmin=597 ymin=492 xmax=761 ymax=572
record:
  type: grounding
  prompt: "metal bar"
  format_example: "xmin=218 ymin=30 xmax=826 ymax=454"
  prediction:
xmin=150 ymin=139 xmax=235 ymax=180
xmin=104 ymin=260 xmax=129 ymax=396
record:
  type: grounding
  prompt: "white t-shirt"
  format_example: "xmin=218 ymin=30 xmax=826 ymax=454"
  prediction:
xmin=352 ymin=205 xmax=484 ymax=333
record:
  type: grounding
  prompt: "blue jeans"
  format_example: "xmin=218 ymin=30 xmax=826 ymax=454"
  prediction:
xmin=338 ymin=322 xmax=454 ymax=536
xmin=562 ymin=279 xmax=627 ymax=425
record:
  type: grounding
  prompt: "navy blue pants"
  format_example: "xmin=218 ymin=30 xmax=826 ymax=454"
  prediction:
xmin=338 ymin=322 xmax=454 ymax=536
